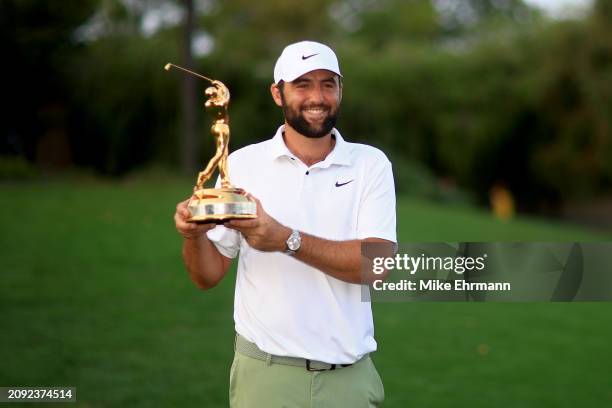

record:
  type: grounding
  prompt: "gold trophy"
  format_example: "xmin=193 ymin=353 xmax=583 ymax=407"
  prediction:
xmin=165 ymin=63 xmax=256 ymax=223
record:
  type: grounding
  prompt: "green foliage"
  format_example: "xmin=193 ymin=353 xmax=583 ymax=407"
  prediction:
xmin=337 ymin=1 xmax=612 ymax=210
xmin=1 ymin=0 xmax=98 ymax=159
xmin=4 ymin=0 xmax=612 ymax=213
xmin=65 ymin=31 xmax=181 ymax=174
xmin=0 ymin=155 xmax=39 ymax=180
xmin=388 ymin=153 xmax=474 ymax=205
xmin=205 ymin=0 xmax=338 ymax=56
xmin=350 ymin=0 xmax=440 ymax=47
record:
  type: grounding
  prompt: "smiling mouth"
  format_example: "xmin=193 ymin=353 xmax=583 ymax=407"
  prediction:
xmin=302 ymin=107 xmax=329 ymax=120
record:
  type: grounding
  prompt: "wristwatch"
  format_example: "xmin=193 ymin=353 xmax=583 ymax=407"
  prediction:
xmin=285 ymin=229 xmax=302 ymax=255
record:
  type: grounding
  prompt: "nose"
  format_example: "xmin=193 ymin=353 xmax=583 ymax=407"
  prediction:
xmin=308 ymin=84 xmax=325 ymax=104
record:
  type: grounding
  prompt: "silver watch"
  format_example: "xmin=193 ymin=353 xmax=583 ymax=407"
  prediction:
xmin=285 ymin=229 xmax=301 ymax=255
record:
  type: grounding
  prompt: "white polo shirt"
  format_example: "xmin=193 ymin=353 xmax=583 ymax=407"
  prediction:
xmin=207 ymin=125 xmax=396 ymax=364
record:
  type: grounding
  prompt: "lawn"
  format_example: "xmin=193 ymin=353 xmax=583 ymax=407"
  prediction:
xmin=1 ymin=178 xmax=611 ymax=407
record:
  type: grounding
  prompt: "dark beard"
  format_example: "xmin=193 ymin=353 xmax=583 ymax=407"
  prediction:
xmin=280 ymin=94 xmax=339 ymax=139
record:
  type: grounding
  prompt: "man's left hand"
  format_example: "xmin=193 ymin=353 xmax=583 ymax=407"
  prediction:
xmin=225 ymin=195 xmax=291 ymax=252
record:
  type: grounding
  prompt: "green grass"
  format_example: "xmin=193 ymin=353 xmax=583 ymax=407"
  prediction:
xmin=1 ymin=179 xmax=611 ymax=407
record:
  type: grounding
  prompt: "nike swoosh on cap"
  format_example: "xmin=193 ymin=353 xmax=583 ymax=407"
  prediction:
xmin=335 ymin=180 xmax=354 ymax=187
xmin=302 ymin=53 xmax=319 ymax=60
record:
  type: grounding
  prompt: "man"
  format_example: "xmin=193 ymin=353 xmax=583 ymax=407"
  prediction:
xmin=174 ymin=41 xmax=396 ymax=407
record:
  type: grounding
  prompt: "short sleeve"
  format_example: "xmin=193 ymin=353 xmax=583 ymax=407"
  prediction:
xmin=204 ymin=175 xmax=242 ymax=258
xmin=207 ymin=225 xmax=241 ymax=259
xmin=356 ymin=158 xmax=397 ymax=243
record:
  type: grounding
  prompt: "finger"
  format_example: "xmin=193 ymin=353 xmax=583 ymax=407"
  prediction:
xmin=176 ymin=218 xmax=196 ymax=232
xmin=192 ymin=223 xmax=216 ymax=232
xmin=253 ymin=197 xmax=264 ymax=216
xmin=177 ymin=198 xmax=195 ymax=219
xmin=245 ymin=193 xmax=260 ymax=205
xmin=181 ymin=221 xmax=215 ymax=235
xmin=176 ymin=202 xmax=191 ymax=221
xmin=175 ymin=209 xmax=192 ymax=222
xmin=175 ymin=210 xmax=197 ymax=228
xmin=176 ymin=198 xmax=190 ymax=210
xmin=244 ymin=193 xmax=263 ymax=217
xmin=226 ymin=218 xmax=259 ymax=229
xmin=175 ymin=220 xmax=194 ymax=235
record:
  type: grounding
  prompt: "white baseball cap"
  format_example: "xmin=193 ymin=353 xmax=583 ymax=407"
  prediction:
xmin=273 ymin=41 xmax=342 ymax=84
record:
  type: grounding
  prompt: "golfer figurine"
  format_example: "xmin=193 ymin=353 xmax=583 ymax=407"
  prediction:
xmin=165 ymin=63 xmax=256 ymax=223
xmin=196 ymin=80 xmax=231 ymax=189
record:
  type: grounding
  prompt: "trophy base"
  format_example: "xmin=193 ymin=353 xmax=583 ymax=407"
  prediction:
xmin=187 ymin=187 xmax=257 ymax=223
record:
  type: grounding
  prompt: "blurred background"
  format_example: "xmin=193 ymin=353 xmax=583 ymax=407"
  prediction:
xmin=2 ymin=1 xmax=612 ymax=407
xmin=2 ymin=0 xmax=611 ymax=224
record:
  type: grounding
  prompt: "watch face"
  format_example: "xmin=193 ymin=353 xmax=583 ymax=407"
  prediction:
xmin=287 ymin=231 xmax=301 ymax=251
xmin=288 ymin=237 xmax=300 ymax=251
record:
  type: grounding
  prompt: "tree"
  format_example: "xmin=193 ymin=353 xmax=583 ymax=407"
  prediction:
xmin=1 ymin=0 xmax=98 ymax=166
xmin=181 ymin=0 xmax=198 ymax=174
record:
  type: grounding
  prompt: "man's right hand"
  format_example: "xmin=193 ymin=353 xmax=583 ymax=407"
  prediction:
xmin=174 ymin=198 xmax=217 ymax=240
xmin=175 ymin=198 xmax=232 ymax=290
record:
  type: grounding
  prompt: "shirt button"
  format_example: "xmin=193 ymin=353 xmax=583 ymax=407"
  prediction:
xmin=306 ymin=171 xmax=310 ymax=175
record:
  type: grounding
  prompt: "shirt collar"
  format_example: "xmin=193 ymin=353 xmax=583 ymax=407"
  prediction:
xmin=268 ymin=125 xmax=352 ymax=167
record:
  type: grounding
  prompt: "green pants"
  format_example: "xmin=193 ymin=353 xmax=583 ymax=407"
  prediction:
xmin=229 ymin=349 xmax=385 ymax=407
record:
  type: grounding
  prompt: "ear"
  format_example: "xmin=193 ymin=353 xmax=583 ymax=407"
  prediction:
xmin=270 ymin=83 xmax=283 ymax=107
xmin=337 ymin=77 xmax=343 ymax=103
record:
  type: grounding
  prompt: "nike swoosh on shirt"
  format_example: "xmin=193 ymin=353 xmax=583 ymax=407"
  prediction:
xmin=335 ymin=180 xmax=354 ymax=187
xmin=302 ymin=53 xmax=319 ymax=60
